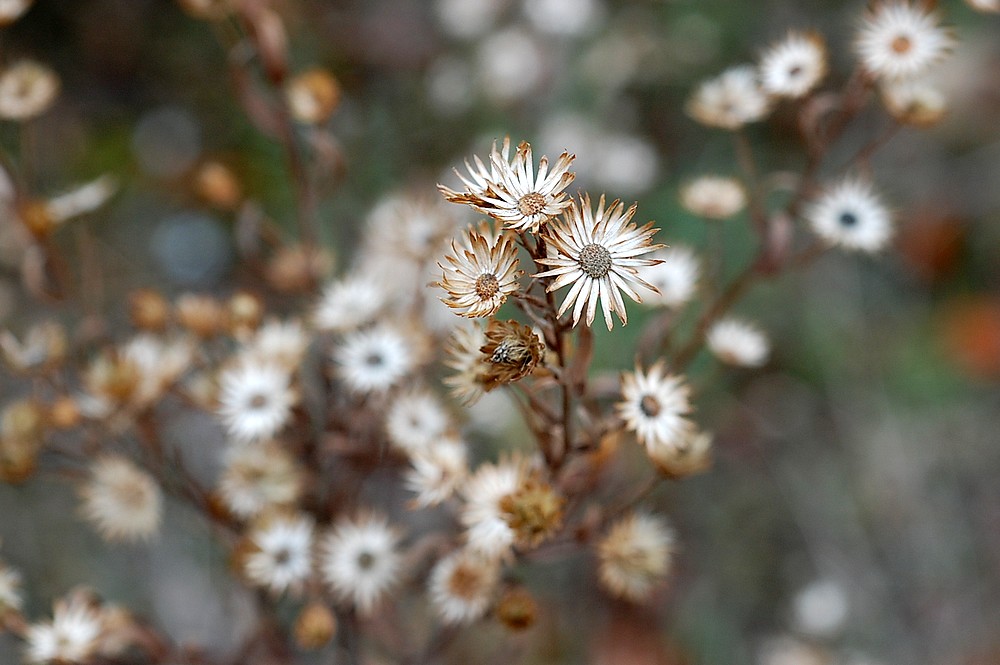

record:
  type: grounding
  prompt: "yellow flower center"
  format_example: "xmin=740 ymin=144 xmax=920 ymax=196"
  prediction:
xmin=578 ymin=243 xmax=612 ymax=279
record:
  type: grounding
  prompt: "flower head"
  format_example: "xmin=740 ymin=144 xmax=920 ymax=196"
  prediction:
xmin=686 ymin=65 xmax=771 ymax=129
xmin=428 ymin=548 xmax=500 ymax=624
xmin=79 ymin=456 xmax=162 ymax=542
xmin=535 ymin=195 xmax=662 ymax=329
xmin=243 ymin=513 xmax=315 ymax=596
xmin=460 ymin=456 xmax=525 ymax=560
xmin=478 ymin=319 xmax=546 ymax=391
xmin=443 ymin=322 xmax=488 ymax=405
xmin=806 ymin=178 xmax=893 ymax=252
xmin=25 ymin=596 xmax=104 ymax=664
xmin=319 ymin=513 xmax=403 ymax=615
xmin=0 ymin=60 xmax=59 ymax=120
xmin=217 ymin=359 xmax=297 ymax=443
xmin=217 ymin=441 xmax=303 ymax=519
xmin=636 ymin=246 xmax=701 ymax=309
xmin=760 ymin=32 xmax=827 ymax=99
xmin=436 ymin=226 xmax=522 ymax=317
xmin=0 ymin=561 xmax=23 ymax=611
xmin=334 ymin=324 xmax=418 ymax=394
xmin=679 ymin=175 xmax=747 ymax=220
xmin=706 ymin=317 xmax=770 ymax=367
xmin=617 ymin=362 xmax=693 ymax=452
xmin=856 ymin=1 xmax=953 ymax=80
xmin=597 ymin=512 xmax=675 ymax=602
xmin=405 ymin=436 xmax=469 ymax=508
xmin=385 ymin=388 xmax=453 ymax=455
xmin=313 ymin=275 xmax=388 ymax=333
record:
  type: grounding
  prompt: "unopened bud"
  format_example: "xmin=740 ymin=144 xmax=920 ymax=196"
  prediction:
xmin=294 ymin=601 xmax=337 ymax=650
xmin=496 ymin=587 xmax=537 ymax=631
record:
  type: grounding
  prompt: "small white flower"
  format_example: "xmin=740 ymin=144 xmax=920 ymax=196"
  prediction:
xmin=806 ymin=178 xmax=893 ymax=253
xmin=313 ymin=275 xmax=388 ymax=333
xmin=217 ymin=441 xmax=303 ymax=519
xmin=122 ymin=334 xmax=193 ymax=407
xmin=319 ymin=513 xmax=403 ymax=615
xmin=244 ymin=513 xmax=314 ymax=595
xmin=679 ymin=175 xmax=747 ymax=220
xmin=686 ymin=65 xmax=770 ymax=129
xmin=217 ymin=359 xmax=297 ymax=442
xmin=881 ymin=76 xmax=946 ymax=126
xmin=0 ymin=562 xmax=23 ymax=611
xmin=79 ymin=456 xmax=162 ymax=543
xmin=597 ymin=512 xmax=675 ymax=602
xmin=855 ymin=1 xmax=952 ymax=80
xmin=476 ymin=28 xmax=546 ymax=105
xmin=759 ymin=32 xmax=828 ymax=98
xmin=335 ymin=324 xmax=417 ymax=394
xmin=245 ymin=318 xmax=309 ymax=370
xmin=617 ymin=362 xmax=693 ymax=451
xmin=25 ymin=597 xmax=104 ymax=664
xmin=405 ymin=436 xmax=469 ymax=508
xmin=637 ymin=246 xmax=700 ymax=308
xmin=0 ymin=60 xmax=58 ymax=120
xmin=706 ymin=317 xmax=770 ymax=368
xmin=428 ymin=548 xmax=500 ymax=624
xmin=385 ymin=389 xmax=452 ymax=455
xmin=460 ymin=458 xmax=522 ymax=560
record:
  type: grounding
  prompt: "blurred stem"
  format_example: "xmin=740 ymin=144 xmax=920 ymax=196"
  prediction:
xmin=734 ymin=130 xmax=767 ymax=234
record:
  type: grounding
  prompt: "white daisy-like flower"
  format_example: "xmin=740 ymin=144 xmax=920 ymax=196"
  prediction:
xmin=460 ymin=457 xmax=523 ymax=560
xmin=0 ymin=562 xmax=23 ymax=611
xmin=428 ymin=548 xmax=500 ymax=624
xmin=25 ymin=597 xmax=104 ymax=664
xmin=244 ymin=513 xmax=314 ymax=595
xmin=319 ymin=513 xmax=403 ymax=615
xmin=637 ymin=246 xmax=700 ymax=308
xmin=706 ymin=317 xmax=770 ymax=368
xmin=385 ymin=388 xmax=452 ymax=455
xmin=0 ymin=0 xmax=33 ymax=26
xmin=759 ymin=31 xmax=828 ymax=98
xmin=855 ymin=1 xmax=952 ymax=80
xmin=535 ymin=194 xmax=662 ymax=330
xmin=440 ymin=137 xmax=511 ymax=203
xmin=617 ymin=362 xmax=693 ymax=452
xmin=217 ymin=441 xmax=303 ymax=519
xmin=122 ymin=334 xmax=193 ymax=408
xmin=405 ymin=436 xmax=469 ymax=508
xmin=436 ymin=226 xmax=523 ymax=317
xmin=79 ymin=456 xmax=162 ymax=543
xmin=597 ymin=512 xmax=675 ymax=602
xmin=679 ymin=175 xmax=747 ymax=220
xmin=686 ymin=65 xmax=771 ymax=130
xmin=313 ymin=275 xmax=388 ymax=333
xmin=217 ymin=359 xmax=297 ymax=442
xmin=245 ymin=318 xmax=309 ymax=370
xmin=881 ymin=76 xmax=946 ymax=126
xmin=335 ymin=324 xmax=417 ymax=395
xmin=805 ymin=178 xmax=893 ymax=252
xmin=0 ymin=60 xmax=58 ymax=121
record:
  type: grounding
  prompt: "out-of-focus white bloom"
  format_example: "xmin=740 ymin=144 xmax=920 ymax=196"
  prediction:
xmin=460 ymin=457 xmax=523 ymax=560
xmin=686 ymin=65 xmax=770 ymax=129
xmin=597 ymin=512 xmax=675 ymax=602
xmin=589 ymin=133 xmax=660 ymax=195
xmin=805 ymin=178 xmax=893 ymax=253
xmin=0 ymin=321 xmax=67 ymax=373
xmin=0 ymin=60 xmax=58 ymax=120
xmin=385 ymin=389 xmax=452 ymax=455
xmin=706 ymin=317 xmax=770 ymax=368
xmin=881 ymin=76 xmax=946 ymax=126
xmin=965 ymin=0 xmax=999 ymax=12
xmin=217 ymin=359 xmax=297 ymax=443
xmin=426 ymin=57 xmax=475 ymax=116
xmin=617 ymin=362 xmax=693 ymax=451
xmin=524 ymin=0 xmax=604 ymax=37
xmin=637 ymin=246 xmax=700 ymax=308
xmin=757 ymin=635 xmax=829 ymax=665
xmin=477 ymin=28 xmax=545 ymax=105
xmin=79 ymin=456 xmax=162 ymax=543
xmin=335 ymin=324 xmax=417 ymax=394
xmin=244 ymin=513 xmax=314 ymax=596
xmin=319 ymin=513 xmax=402 ymax=615
xmin=792 ymin=579 xmax=849 ymax=638
xmin=313 ymin=275 xmax=388 ymax=334
xmin=244 ymin=318 xmax=309 ymax=370
xmin=122 ymin=334 xmax=193 ymax=407
xmin=428 ymin=548 xmax=500 ymax=624
xmin=435 ymin=0 xmax=506 ymax=40
xmin=25 ymin=596 xmax=104 ymax=664
xmin=0 ymin=561 xmax=23 ymax=611
xmin=855 ymin=1 xmax=952 ymax=80
xmin=759 ymin=32 xmax=828 ymax=99
xmin=218 ymin=441 xmax=303 ymax=519
xmin=405 ymin=436 xmax=468 ymax=508
xmin=680 ymin=175 xmax=747 ymax=219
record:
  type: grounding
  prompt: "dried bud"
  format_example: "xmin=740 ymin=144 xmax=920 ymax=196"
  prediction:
xmin=881 ymin=79 xmax=946 ymax=127
xmin=129 ymin=289 xmax=170 ymax=332
xmin=479 ymin=319 xmax=545 ymax=391
xmin=227 ymin=291 xmax=264 ymax=336
xmin=84 ymin=352 xmax=141 ymax=404
xmin=647 ymin=430 xmax=713 ymax=480
xmin=294 ymin=601 xmax=337 ymax=650
xmin=285 ymin=69 xmax=341 ymax=125
xmin=679 ymin=176 xmax=747 ymax=220
xmin=176 ymin=294 xmax=226 ymax=338
xmin=495 ymin=587 xmax=538 ymax=631
xmin=265 ymin=244 xmax=334 ymax=293
xmin=48 ymin=396 xmax=82 ymax=430
xmin=499 ymin=472 xmax=564 ymax=547
xmin=0 ymin=399 xmax=45 ymax=483
xmin=195 ymin=161 xmax=243 ymax=210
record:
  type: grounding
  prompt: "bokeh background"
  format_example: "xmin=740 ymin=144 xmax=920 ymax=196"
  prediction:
xmin=2 ymin=0 xmax=1000 ymax=663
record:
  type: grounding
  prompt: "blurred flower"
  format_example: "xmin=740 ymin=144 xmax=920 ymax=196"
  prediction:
xmin=647 ymin=427 xmax=713 ymax=479
xmin=176 ymin=0 xmax=232 ymax=20
xmin=881 ymin=76 xmax=947 ymax=126
xmin=243 ymin=513 xmax=314 ymax=595
xmin=686 ymin=65 xmax=770 ymax=129
xmin=0 ymin=0 xmax=32 ymax=25
xmin=0 ymin=561 xmax=23 ymax=611
xmin=806 ymin=178 xmax=893 ymax=252
xmin=313 ymin=275 xmax=388 ymax=334
xmin=16 ymin=176 xmax=117 ymax=239
xmin=636 ymin=246 xmax=701 ymax=308
xmin=285 ymin=69 xmax=341 ymax=124
xmin=617 ymin=361 xmax=693 ymax=452
xmin=405 ymin=436 xmax=468 ymax=508
xmin=334 ymin=324 xmax=417 ymax=394
xmin=523 ymin=0 xmax=604 ymax=37
xmin=707 ymin=317 xmax=770 ymax=367
xmin=759 ymin=32 xmax=827 ymax=99
xmin=436 ymin=226 xmax=522 ymax=317
xmin=386 ymin=388 xmax=452 ymax=455
xmin=194 ymin=161 xmax=242 ymax=209
xmin=435 ymin=0 xmax=506 ymax=40
xmin=680 ymin=175 xmax=747 ymax=220
xmin=294 ymin=601 xmax=337 ymax=650
xmin=244 ymin=318 xmax=309 ymax=371
xmin=476 ymin=28 xmax=546 ymax=105
xmin=129 ymin=290 xmax=171 ymax=332
xmin=122 ymin=334 xmax=194 ymax=408
xmin=536 ymin=195 xmax=661 ymax=329
xmin=495 ymin=586 xmax=538 ymax=631
xmin=0 ymin=60 xmax=58 ymax=120
xmin=589 ymin=133 xmax=660 ymax=196
xmin=855 ymin=1 xmax=952 ymax=80
xmin=79 ymin=457 xmax=162 ymax=543
xmin=498 ymin=471 xmax=565 ymax=547
xmin=0 ymin=321 xmax=67 ymax=373
xmin=265 ymin=244 xmax=334 ymax=293
xmin=217 ymin=359 xmax=297 ymax=443
xmin=443 ymin=322 xmax=488 ymax=405
xmin=25 ymin=596 xmax=104 ymax=664
xmin=428 ymin=548 xmax=500 ymax=624
xmin=792 ymin=578 xmax=849 ymax=638
xmin=478 ymin=319 xmax=546 ymax=391
xmin=217 ymin=441 xmax=303 ymax=519
xmin=757 ymin=636 xmax=829 ymax=665
xmin=175 ymin=293 xmax=226 ymax=338
xmin=461 ymin=456 xmax=524 ymax=559
xmin=597 ymin=512 xmax=675 ymax=602
xmin=965 ymin=0 xmax=999 ymax=12
xmin=319 ymin=513 xmax=402 ymax=615
xmin=425 ymin=56 xmax=475 ymax=116
xmin=0 ymin=399 xmax=44 ymax=483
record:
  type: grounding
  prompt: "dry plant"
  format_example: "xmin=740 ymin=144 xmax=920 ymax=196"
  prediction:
xmin=0 ymin=0 xmax=987 ymax=663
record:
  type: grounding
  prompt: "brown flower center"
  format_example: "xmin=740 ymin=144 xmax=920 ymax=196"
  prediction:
xmin=249 ymin=393 xmax=268 ymax=409
xmin=517 ymin=192 xmax=547 ymax=217
xmin=891 ymin=34 xmax=913 ymax=54
xmin=357 ymin=551 xmax=375 ymax=570
xmin=475 ymin=272 xmax=500 ymax=300
xmin=578 ymin=243 xmax=613 ymax=279
xmin=447 ymin=562 xmax=484 ymax=599
xmin=639 ymin=394 xmax=661 ymax=418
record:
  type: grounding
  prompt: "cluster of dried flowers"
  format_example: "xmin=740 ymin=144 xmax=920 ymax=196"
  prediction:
xmin=0 ymin=0 xmax=982 ymax=663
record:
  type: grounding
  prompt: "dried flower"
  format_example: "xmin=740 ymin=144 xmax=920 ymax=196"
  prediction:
xmin=217 ymin=359 xmax=298 ymax=443
xmin=405 ymin=436 xmax=469 ymax=508
xmin=243 ymin=513 xmax=315 ymax=595
xmin=443 ymin=322 xmax=488 ymax=405
xmin=0 ymin=321 xmax=67 ymax=373
xmin=637 ymin=246 xmax=701 ymax=309
xmin=881 ymin=77 xmax=947 ymax=126
xmin=244 ymin=318 xmax=309 ymax=371
xmin=385 ymin=388 xmax=452 ymax=455
xmin=128 ymin=290 xmax=170 ymax=332
xmin=647 ymin=428 xmax=713 ymax=479
xmin=217 ymin=441 xmax=303 ymax=519
xmin=536 ymin=195 xmax=662 ymax=329
xmin=856 ymin=1 xmax=953 ymax=80
xmin=79 ymin=457 xmax=162 ymax=542
xmin=294 ymin=601 xmax=337 ymax=650
xmin=498 ymin=472 xmax=565 ymax=548
xmin=194 ymin=160 xmax=242 ymax=209
xmin=617 ymin=362 xmax=693 ymax=452
xmin=706 ymin=317 xmax=770 ymax=367
xmin=806 ymin=178 xmax=893 ymax=252
xmin=436 ymin=226 xmax=522 ymax=318
xmin=428 ymin=548 xmax=500 ymax=624
xmin=597 ymin=512 xmax=675 ymax=602
xmin=0 ymin=60 xmax=59 ymax=120
xmin=686 ymin=65 xmax=771 ymax=129
xmin=478 ymin=319 xmax=546 ymax=391
xmin=334 ymin=324 xmax=418 ymax=394
xmin=679 ymin=175 xmax=747 ymax=220
xmin=313 ymin=275 xmax=388 ymax=333
xmin=461 ymin=457 xmax=524 ymax=559
xmin=266 ymin=244 xmax=334 ymax=293
xmin=319 ymin=513 xmax=403 ymax=615
xmin=759 ymin=32 xmax=828 ymax=99
xmin=175 ymin=294 xmax=226 ymax=338
xmin=25 ymin=595 xmax=105 ymax=664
